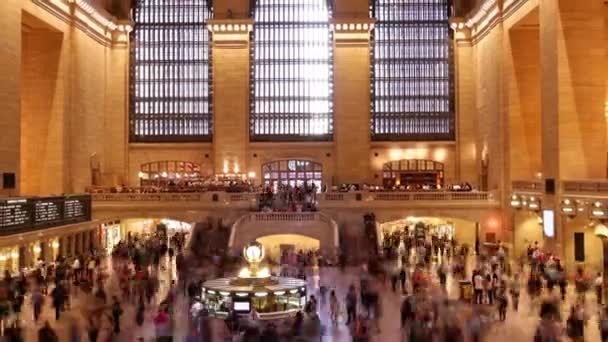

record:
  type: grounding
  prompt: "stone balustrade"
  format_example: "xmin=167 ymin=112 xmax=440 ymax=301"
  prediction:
xmin=91 ymin=190 xmax=497 ymax=207
xmin=562 ymin=180 xmax=608 ymax=195
xmin=512 ymin=180 xmax=544 ymax=193
xmin=253 ymin=212 xmax=319 ymax=222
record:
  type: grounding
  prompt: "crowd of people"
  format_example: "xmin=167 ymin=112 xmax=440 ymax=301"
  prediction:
xmin=87 ymin=178 xmax=255 ymax=194
xmin=0 ymin=229 xmax=195 ymax=341
xmin=89 ymin=179 xmax=479 ymax=196
xmin=4 ymin=218 xmax=608 ymax=341
xmin=258 ymin=183 xmax=318 ymax=212
xmin=332 ymin=181 xmax=475 ymax=192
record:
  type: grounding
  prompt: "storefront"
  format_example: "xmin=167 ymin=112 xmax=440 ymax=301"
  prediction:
xmin=101 ymin=221 xmax=122 ymax=254
xmin=160 ymin=219 xmax=192 ymax=235
xmin=378 ymin=217 xmax=477 ymax=250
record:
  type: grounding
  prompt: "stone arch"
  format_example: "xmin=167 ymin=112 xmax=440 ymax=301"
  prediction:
xmin=229 ymin=213 xmax=339 ymax=260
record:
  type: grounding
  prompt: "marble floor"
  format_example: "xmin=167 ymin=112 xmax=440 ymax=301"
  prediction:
xmin=10 ymin=258 xmax=605 ymax=341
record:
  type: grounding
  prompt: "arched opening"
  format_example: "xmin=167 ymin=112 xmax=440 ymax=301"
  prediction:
xmin=139 ymin=160 xmax=203 ymax=187
xmin=378 ymin=216 xmax=477 ymax=253
xmin=382 ymin=159 xmax=444 ymax=189
xmin=100 ymin=218 xmax=193 ymax=254
xmin=262 ymin=159 xmax=322 ymax=191
xmin=256 ymin=234 xmax=320 ymax=263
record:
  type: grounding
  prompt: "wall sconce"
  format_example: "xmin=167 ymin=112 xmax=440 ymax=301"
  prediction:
xmin=52 ymin=241 xmax=60 ymax=249
xmin=510 ymin=194 xmax=521 ymax=208
xmin=248 ymin=171 xmax=256 ymax=179
xmin=591 ymin=201 xmax=607 ymax=219
xmin=0 ymin=255 xmax=7 ymax=262
xmin=527 ymin=196 xmax=541 ymax=211
xmin=561 ymin=198 xmax=576 ymax=216
xmin=33 ymin=246 xmax=41 ymax=254
xmin=138 ymin=171 xmax=145 ymax=178
xmin=10 ymin=251 xmax=19 ymax=259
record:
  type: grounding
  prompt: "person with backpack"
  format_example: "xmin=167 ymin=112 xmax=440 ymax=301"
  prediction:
xmin=566 ymin=302 xmax=586 ymax=342
xmin=510 ymin=275 xmax=520 ymax=311
xmin=111 ymin=296 xmax=123 ymax=334
xmin=304 ymin=295 xmax=317 ymax=316
xmin=400 ymin=294 xmax=416 ymax=328
xmin=51 ymin=282 xmax=66 ymax=321
xmin=496 ymin=287 xmax=508 ymax=321
xmin=399 ymin=267 xmax=408 ymax=294
xmin=329 ymin=290 xmax=340 ymax=325
xmin=38 ymin=321 xmax=58 ymax=342
xmin=345 ymin=285 xmax=357 ymax=325
xmin=599 ymin=305 xmax=608 ymax=341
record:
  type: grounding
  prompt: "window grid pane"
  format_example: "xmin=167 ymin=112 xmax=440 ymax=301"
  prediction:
xmin=371 ymin=0 xmax=455 ymax=141
xmin=250 ymin=0 xmax=334 ymax=141
xmin=130 ymin=0 xmax=213 ymax=142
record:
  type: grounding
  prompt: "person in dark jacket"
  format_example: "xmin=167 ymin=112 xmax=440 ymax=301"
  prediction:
xmin=111 ymin=297 xmax=123 ymax=333
xmin=51 ymin=283 xmax=66 ymax=320
xmin=38 ymin=321 xmax=58 ymax=342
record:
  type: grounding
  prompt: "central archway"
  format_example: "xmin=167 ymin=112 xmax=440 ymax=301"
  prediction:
xmin=229 ymin=213 xmax=338 ymax=260
xmin=256 ymin=234 xmax=320 ymax=262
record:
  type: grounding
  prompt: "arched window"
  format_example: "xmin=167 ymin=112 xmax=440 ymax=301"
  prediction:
xmin=382 ymin=159 xmax=444 ymax=189
xmin=371 ymin=0 xmax=454 ymax=141
xmin=250 ymin=0 xmax=334 ymax=141
xmin=262 ymin=160 xmax=323 ymax=190
xmin=130 ymin=0 xmax=213 ymax=142
xmin=139 ymin=160 xmax=202 ymax=186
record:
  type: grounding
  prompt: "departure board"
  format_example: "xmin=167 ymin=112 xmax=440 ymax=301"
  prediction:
xmin=0 ymin=199 xmax=31 ymax=229
xmin=34 ymin=198 xmax=63 ymax=225
xmin=64 ymin=197 xmax=89 ymax=221
xmin=0 ymin=195 xmax=91 ymax=235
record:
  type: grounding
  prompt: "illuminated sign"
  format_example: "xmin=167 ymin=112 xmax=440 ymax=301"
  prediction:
xmin=543 ymin=209 xmax=555 ymax=238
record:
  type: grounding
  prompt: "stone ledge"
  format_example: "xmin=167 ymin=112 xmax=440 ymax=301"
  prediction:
xmin=31 ymin=0 xmax=132 ymax=47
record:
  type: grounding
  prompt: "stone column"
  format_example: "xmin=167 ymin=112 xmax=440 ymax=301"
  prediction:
xmin=209 ymin=20 xmax=253 ymax=175
xmin=539 ymin=0 xmax=561 ymax=255
xmin=539 ymin=0 xmax=608 ymax=257
xmin=83 ymin=231 xmax=90 ymax=253
xmin=68 ymin=235 xmax=75 ymax=256
xmin=332 ymin=20 xmax=374 ymax=185
xmin=453 ymin=27 xmax=479 ymax=187
xmin=105 ymin=30 xmax=130 ymax=186
xmin=0 ymin=0 xmax=21 ymax=196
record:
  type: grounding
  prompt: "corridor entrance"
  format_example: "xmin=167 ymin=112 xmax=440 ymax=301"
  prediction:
xmin=377 ymin=216 xmax=477 ymax=251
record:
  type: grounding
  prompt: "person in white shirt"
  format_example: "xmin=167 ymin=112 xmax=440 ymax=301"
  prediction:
xmin=72 ymin=258 xmax=81 ymax=281
xmin=595 ymin=272 xmax=604 ymax=305
xmin=87 ymin=258 xmax=96 ymax=282
xmin=473 ymin=271 xmax=484 ymax=304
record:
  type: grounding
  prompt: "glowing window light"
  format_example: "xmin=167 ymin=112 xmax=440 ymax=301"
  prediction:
xmin=251 ymin=0 xmax=333 ymax=139
xmin=130 ymin=0 xmax=213 ymax=141
xmin=371 ymin=0 xmax=454 ymax=140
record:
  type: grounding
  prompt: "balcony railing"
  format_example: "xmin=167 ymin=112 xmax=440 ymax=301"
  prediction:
xmin=512 ymin=180 xmax=544 ymax=193
xmin=562 ymin=180 xmax=608 ymax=195
xmin=253 ymin=212 xmax=319 ymax=222
xmin=321 ymin=191 xmax=494 ymax=202
xmin=92 ymin=190 xmax=496 ymax=205
xmin=90 ymin=192 xmax=257 ymax=203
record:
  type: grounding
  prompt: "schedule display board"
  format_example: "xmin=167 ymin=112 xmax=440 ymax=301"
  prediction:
xmin=0 ymin=198 xmax=32 ymax=230
xmin=34 ymin=197 xmax=63 ymax=226
xmin=0 ymin=195 xmax=91 ymax=235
